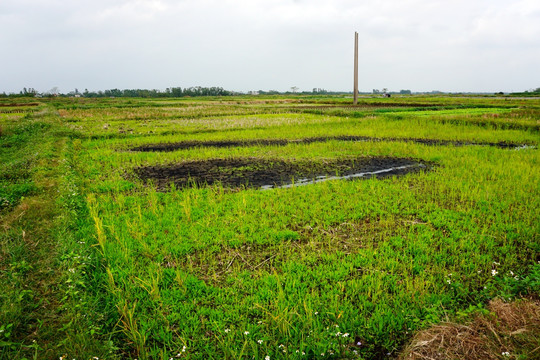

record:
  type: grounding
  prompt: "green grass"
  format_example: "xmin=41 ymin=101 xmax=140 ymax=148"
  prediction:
xmin=0 ymin=108 xmax=115 ymax=359
xmin=1 ymin=95 xmax=539 ymax=359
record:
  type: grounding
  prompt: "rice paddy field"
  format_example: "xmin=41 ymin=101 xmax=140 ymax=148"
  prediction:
xmin=1 ymin=95 xmax=539 ymax=359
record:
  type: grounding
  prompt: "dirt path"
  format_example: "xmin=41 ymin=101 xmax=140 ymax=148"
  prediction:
xmin=0 ymin=111 xmax=111 ymax=359
xmin=1 ymin=135 xmax=66 ymax=358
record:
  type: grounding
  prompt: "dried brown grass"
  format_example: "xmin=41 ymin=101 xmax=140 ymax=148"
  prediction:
xmin=399 ymin=298 xmax=540 ymax=360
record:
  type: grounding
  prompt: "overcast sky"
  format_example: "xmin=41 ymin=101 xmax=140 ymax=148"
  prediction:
xmin=1 ymin=0 xmax=539 ymax=93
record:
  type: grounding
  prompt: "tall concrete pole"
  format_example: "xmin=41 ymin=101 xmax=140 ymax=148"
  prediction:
xmin=353 ymin=31 xmax=359 ymax=105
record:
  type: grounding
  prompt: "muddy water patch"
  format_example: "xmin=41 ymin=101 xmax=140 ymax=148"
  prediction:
xmin=513 ymin=144 xmax=537 ymax=150
xmin=134 ymin=156 xmax=432 ymax=190
xmin=130 ymin=136 xmax=527 ymax=152
xmin=261 ymin=163 xmax=424 ymax=190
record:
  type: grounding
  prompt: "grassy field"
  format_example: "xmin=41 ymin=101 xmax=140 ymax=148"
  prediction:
xmin=1 ymin=95 xmax=539 ymax=359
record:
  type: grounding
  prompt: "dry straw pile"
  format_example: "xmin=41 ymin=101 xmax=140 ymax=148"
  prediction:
xmin=400 ymin=298 xmax=540 ymax=360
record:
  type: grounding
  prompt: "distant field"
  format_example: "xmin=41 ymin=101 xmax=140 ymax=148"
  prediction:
xmin=1 ymin=95 xmax=538 ymax=359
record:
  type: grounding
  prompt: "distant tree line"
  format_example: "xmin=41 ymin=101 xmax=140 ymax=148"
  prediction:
xmin=82 ymin=86 xmax=233 ymax=98
xmin=0 ymin=87 xmax=404 ymax=98
xmin=0 ymin=86 xmax=234 ymax=98
xmin=509 ymin=87 xmax=540 ymax=96
xmin=0 ymin=86 xmax=350 ymax=98
xmin=5 ymin=86 xmax=537 ymax=99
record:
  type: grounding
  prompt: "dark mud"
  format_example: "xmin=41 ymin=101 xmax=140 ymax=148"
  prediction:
xmin=134 ymin=156 xmax=431 ymax=190
xmin=131 ymin=135 xmax=526 ymax=152
xmin=0 ymin=109 xmax=38 ymax=114
xmin=0 ymin=102 xmax=39 ymax=107
xmin=288 ymin=103 xmax=439 ymax=109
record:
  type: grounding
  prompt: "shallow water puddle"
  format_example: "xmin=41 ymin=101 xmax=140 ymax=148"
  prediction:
xmin=134 ymin=157 xmax=432 ymax=190
xmin=261 ymin=164 xmax=425 ymax=190
xmin=513 ymin=145 xmax=536 ymax=151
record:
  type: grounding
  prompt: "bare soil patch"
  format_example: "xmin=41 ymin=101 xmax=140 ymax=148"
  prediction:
xmin=166 ymin=216 xmax=414 ymax=284
xmin=131 ymin=136 xmax=524 ymax=152
xmin=134 ymin=156 xmax=431 ymax=190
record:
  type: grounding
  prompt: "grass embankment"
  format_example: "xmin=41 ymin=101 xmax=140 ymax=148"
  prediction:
xmin=0 ymin=106 xmax=114 ymax=359
xmin=57 ymin=96 xmax=539 ymax=359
